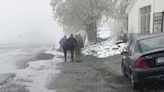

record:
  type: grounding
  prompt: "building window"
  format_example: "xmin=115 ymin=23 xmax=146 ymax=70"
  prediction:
xmin=140 ymin=6 xmax=151 ymax=34
xmin=153 ymin=12 xmax=163 ymax=33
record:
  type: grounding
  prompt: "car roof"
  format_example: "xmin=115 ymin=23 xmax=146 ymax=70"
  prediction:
xmin=134 ymin=33 xmax=164 ymax=41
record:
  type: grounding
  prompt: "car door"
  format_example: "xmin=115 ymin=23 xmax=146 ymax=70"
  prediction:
xmin=124 ymin=40 xmax=135 ymax=76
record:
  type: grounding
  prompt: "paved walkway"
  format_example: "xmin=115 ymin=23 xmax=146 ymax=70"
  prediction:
xmin=1 ymin=50 xmax=164 ymax=92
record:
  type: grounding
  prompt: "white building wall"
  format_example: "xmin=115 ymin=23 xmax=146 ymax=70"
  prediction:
xmin=128 ymin=0 xmax=164 ymax=35
xmin=128 ymin=0 xmax=154 ymax=35
xmin=154 ymin=0 xmax=164 ymax=12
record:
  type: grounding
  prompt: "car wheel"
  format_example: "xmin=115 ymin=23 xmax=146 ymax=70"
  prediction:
xmin=121 ymin=62 xmax=127 ymax=77
xmin=130 ymin=73 xmax=140 ymax=90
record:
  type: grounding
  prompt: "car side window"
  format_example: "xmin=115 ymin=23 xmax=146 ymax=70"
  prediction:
xmin=126 ymin=40 xmax=132 ymax=54
xmin=127 ymin=40 xmax=135 ymax=55
xmin=131 ymin=42 xmax=135 ymax=55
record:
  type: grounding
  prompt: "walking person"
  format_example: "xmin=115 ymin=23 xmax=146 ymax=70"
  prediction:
xmin=63 ymin=34 xmax=77 ymax=62
xmin=78 ymin=34 xmax=84 ymax=55
xmin=75 ymin=35 xmax=81 ymax=55
xmin=59 ymin=35 xmax=67 ymax=51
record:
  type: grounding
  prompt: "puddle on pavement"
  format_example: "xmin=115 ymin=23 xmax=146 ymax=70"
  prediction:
xmin=33 ymin=53 xmax=54 ymax=61
xmin=75 ymin=60 xmax=82 ymax=63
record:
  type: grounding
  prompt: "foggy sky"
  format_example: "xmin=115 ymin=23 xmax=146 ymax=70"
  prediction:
xmin=0 ymin=0 xmax=63 ymax=45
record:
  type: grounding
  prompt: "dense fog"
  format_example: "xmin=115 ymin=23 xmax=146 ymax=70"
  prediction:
xmin=0 ymin=0 xmax=63 ymax=46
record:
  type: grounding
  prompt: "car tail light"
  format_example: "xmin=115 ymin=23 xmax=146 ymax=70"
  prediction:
xmin=134 ymin=57 xmax=149 ymax=69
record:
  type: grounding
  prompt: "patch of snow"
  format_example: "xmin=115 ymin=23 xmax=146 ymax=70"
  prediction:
xmin=98 ymin=30 xmax=111 ymax=39
xmin=13 ymin=51 xmax=62 ymax=92
xmin=0 ymin=73 xmax=15 ymax=85
xmin=82 ymin=39 xmax=127 ymax=58
xmin=24 ymin=60 xmax=60 ymax=92
xmin=83 ymin=25 xmax=127 ymax=58
xmin=0 ymin=44 xmax=61 ymax=92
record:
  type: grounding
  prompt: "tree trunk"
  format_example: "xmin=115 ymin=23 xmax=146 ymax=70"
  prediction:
xmin=86 ymin=22 xmax=97 ymax=43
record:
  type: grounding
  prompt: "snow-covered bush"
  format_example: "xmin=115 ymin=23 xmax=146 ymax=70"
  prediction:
xmin=82 ymin=38 xmax=127 ymax=58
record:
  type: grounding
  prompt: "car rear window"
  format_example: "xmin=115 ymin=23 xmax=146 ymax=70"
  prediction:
xmin=139 ymin=36 xmax=164 ymax=52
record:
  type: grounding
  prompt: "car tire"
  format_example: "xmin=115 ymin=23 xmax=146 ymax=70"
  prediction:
xmin=121 ymin=62 xmax=128 ymax=77
xmin=130 ymin=73 xmax=140 ymax=90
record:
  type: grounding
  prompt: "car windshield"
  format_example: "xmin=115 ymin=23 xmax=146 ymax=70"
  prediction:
xmin=139 ymin=36 xmax=164 ymax=52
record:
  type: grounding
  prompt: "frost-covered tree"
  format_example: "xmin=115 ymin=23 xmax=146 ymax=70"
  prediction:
xmin=109 ymin=0 xmax=131 ymax=41
xmin=50 ymin=0 xmax=117 ymax=42
xmin=50 ymin=0 xmax=131 ymax=42
xmin=115 ymin=0 xmax=130 ymax=31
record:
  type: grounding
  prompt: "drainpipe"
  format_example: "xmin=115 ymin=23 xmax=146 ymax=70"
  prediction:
xmin=152 ymin=0 xmax=155 ymax=33
xmin=153 ymin=0 xmax=155 ymax=12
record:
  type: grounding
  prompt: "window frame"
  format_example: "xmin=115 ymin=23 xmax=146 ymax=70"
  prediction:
xmin=140 ymin=5 xmax=151 ymax=34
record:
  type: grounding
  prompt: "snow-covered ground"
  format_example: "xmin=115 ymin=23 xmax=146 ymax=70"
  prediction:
xmin=13 ymin=51 xmax=61 ymax=92
xmin=0 ymin=29 xmax=127 ymax=91
xmin=0 ymin=44 xmax=62 ymax=92
xmin=83 ymin=30 xmax=127 ymax=58
xmin=82 ymin=39 xmax=126 ymax=58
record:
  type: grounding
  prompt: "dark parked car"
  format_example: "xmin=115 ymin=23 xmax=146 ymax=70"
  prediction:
xmin=121 ymin=33 xmax=164 ymax=89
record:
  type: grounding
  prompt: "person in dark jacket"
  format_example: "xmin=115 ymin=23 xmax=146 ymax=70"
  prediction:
xmin=59 ymin=35 xmax=67 ymax=51
xmin=76 ymin=34 xmax=84 ymax=55
xmin=63 ymin=34 xmax=77 ymax=62
xmin=78 ymin=34 xmax=84 ymax=48
xmin=75 ymin=35 xmax=80 ymax=55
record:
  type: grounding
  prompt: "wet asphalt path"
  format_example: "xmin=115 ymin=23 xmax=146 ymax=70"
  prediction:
xmin=1 ymin=49 xmax=164 ymax=92
xmin=47 ymin=53 xmax=164 ymax=92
